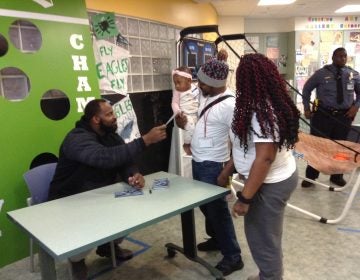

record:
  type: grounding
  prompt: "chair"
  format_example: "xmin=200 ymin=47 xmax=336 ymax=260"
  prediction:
xmin=24 ymin=162 xmax=57 ymax=272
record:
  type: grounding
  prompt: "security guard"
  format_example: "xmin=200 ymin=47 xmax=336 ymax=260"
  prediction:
xmin=301 ymin=47 xmax=360 ymax=188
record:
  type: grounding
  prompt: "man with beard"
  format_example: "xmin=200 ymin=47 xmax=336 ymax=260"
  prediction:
xmin=48 ymin=99 xmax=167 ymax=280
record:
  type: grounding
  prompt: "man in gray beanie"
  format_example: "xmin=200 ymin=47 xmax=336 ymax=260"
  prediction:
xmin=176 ymin=55 xmax=243 ymax=276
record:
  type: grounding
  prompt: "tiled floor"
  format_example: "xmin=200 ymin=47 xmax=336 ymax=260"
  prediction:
xmin=1 ymin=160 xmax=360 ymax=280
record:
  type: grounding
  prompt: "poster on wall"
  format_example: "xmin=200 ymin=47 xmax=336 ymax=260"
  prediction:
xmin=93 ymin=39 xmax=129 ymax=95
xmin=91 ymin=12 xmax=118 ymax=39
xmin=295 ymin=65 xmax=308 ymax=76
xmin=350 ymin=32 xmax=360 ymax=42
xmin=113 ymin=95 xmax=140 ymax=142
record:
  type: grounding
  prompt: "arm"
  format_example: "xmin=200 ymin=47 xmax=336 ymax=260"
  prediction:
xmin=217 ymin=158 xmax=235 ymax=187
xmin=233 ymin=142 xmax=277 ymax=216
xmin=171 ymin=90 xmax=181 ymax=114
xmin=175 ymin=112 xmax=188 ymax=129
xmin=346 ymin=71 xmax=360 ymax=119
xmin=302 ymin=72 xmax=319 ymax=118
xmin=64 ymin=125 xmax=166 ymax=169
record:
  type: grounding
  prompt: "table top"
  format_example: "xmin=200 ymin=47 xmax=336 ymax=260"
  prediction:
xmin=7 ymin=171 xmax=229 ymax=261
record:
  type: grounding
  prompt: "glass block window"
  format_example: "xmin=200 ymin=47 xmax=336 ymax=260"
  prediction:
xmin=88 ymin=11 xmax=181 ymax=93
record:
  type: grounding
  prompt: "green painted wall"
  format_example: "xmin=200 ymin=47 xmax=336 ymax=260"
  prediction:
xmin=0 ymin=0 xmax=100 ymax=267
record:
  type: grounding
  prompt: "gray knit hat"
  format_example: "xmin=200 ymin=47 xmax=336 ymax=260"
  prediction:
xmin=197 ymin=58 xmax=229 ymax=87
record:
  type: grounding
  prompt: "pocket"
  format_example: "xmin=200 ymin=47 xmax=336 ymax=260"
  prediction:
xmin=323 ymin=80 xmax=336 ymax=90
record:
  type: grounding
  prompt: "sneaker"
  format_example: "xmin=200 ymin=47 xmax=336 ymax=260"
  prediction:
xmin=70 ymin=259 xmax=88 ymax=280
xmin=96 ymin=243 xmax=133 ymax=262
xmin=330 ymin=177 xmax=346 ymax=187
xmin=247 ymin=274 xmax=260 ymax=280
xmin=301 ymin=180 xmax=314 ymax=188
xmin=197 ymin=238 xmax=219 ymax=251
xmin=215 ymin=258 xmax=244 ymax=276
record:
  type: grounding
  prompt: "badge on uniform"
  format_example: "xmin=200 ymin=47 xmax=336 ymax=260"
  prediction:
xmin=199 ymin=137 xmax=214 ymax=148
xmin=347 ymin=81 xmax=354 ymax=91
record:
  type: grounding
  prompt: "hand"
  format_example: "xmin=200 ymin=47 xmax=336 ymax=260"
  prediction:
xmin=142 ymin=124 xmax=167 ymax=146
xmin=128 ymin=173 xmax=145 ymax=189
xmin=217 ymin=172 xmax=229 ymax=188
xmin=232 ymin=200 xmax=249 ymax=217
xmin=175 ymin=112 xmax=187 ymax=129
xmin=345 ymin=105 xmax=358 ymax=120
xmin=304 ymin=110 xmax=312 ymax=119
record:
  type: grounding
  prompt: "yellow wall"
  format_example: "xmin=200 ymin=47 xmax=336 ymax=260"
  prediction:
xmin=85 ymin=0 xmax=218 ymax=28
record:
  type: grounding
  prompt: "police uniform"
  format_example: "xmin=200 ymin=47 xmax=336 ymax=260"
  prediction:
xmin=302 ymin=63 xmax=360 ymax=183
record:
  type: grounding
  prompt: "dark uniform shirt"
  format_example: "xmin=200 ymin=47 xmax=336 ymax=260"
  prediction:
xmin=302 ymin=63 xmax=360 ymax=111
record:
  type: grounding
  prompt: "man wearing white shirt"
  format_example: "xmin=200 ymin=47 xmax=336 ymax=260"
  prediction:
xmin=176 ymin=57 xmax=243 ymax=276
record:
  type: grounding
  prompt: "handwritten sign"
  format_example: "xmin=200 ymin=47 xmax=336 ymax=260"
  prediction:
xmin=93 ymin=40 xmax=129 ymax=95
xmin=113 ymin=96 xmax=140 ymax=142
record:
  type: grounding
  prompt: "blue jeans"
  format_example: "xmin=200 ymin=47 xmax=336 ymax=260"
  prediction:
xmin=192 ymin=160 xmax=242 ymax=262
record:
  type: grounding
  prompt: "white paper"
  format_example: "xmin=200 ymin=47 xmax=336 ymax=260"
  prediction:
xmin=166 ymin=113 xmax=176 ymax=126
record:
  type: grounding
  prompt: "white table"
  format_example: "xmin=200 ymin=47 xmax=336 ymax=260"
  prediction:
xmin=7 ymin=171 xmax=229 ymax=279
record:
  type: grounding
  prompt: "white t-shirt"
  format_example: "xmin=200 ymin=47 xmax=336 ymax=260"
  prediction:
xmin=231 ymin=113 xmax=296 ymax=183
xmin=191 ymin=88 xmax=235 ymax=163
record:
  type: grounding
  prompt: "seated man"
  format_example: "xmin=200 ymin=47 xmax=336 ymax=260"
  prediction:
xmin=48 ymin=99 xmax=167 ymax=280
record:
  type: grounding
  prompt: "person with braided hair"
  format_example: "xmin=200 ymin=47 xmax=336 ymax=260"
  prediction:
xmin=218 ymin=53 xmax=300 ymax=280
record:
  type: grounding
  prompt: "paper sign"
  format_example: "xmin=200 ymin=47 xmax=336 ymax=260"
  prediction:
xmin=92 ymin=12 xmax=118 ymax=39
xmin=93 ymin=40 xmax=130 ymax=95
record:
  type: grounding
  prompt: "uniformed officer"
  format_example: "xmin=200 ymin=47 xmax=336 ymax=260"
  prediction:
xmin=301 ymin=47 xmax=360 ymax=188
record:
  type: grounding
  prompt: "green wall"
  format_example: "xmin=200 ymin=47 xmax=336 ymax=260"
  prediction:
xmin=0 ymin=0 xmax=100 ymax=267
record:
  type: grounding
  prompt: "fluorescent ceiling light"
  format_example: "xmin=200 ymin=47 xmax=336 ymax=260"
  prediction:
xmin=32 ymin=0 xmax=53 ymax=8
xmin=258 ymin=0 xmax=296 ymax=6
xmin=335 ymin=5 xmax=360 ymax=13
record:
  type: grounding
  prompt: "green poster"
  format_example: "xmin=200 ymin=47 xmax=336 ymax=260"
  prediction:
xmin=92 ymin=12 xmax=118 ymax=39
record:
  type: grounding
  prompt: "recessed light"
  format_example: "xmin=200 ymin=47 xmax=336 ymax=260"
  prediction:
xmin=335 ymin=5 xmax=360 ymax=13
xmin=258 ymin=0 xmax=296 ymax=6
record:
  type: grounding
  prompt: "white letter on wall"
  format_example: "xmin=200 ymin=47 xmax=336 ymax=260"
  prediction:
xmin=70 ymin=34 xmax=84 ymax=50
xmin=77 ymin=76 xmax=92 ymax=92
xmin=72 ymin=55 xmax=89 ymax=71
xmin=76 ymin=97 xmax=96 ymax=113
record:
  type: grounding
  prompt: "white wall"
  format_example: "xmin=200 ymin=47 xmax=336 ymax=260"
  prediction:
xmin=245 ymin=18 xmax=295 ymax=33
xmin=218 ymin=16 xmax=245 ymax=34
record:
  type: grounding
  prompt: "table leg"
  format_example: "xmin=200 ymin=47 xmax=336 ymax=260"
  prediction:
xmin=165 ymin=209 xmax=224 ymax=280
xmin=38 ymin=246 xmax=57 ymax=280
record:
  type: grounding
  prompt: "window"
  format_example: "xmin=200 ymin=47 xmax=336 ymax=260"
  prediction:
xmin=88 ymin=11 xmax=181 ymax=93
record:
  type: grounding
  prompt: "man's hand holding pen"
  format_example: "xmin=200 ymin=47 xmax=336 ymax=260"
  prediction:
xmin=128 ymin=172 xmax=145 ymax=189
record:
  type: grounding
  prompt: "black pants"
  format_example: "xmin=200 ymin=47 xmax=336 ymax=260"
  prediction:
xmin=306 ymin=109 xmax=352 ymax=180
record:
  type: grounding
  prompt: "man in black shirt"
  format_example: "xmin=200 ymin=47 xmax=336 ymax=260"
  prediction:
xmin=49 ymin=99 xmax=167 ymax=279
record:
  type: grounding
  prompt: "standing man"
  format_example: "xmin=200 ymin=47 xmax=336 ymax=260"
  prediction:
xmin=49 ymin=99 xmax=167 ymax=280
xmin=301 ymin=47 xmax=360 ymax=188
xmin=176 ymin=57 xmax=243 ymax=276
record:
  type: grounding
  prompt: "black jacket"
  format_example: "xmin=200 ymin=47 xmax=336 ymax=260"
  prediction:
xmin=48 ymin=117 xmax=145 ymax=200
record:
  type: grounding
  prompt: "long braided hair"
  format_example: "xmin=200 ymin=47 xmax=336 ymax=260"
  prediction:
xmin=232 ymin=53 xmax=300 ymax=153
